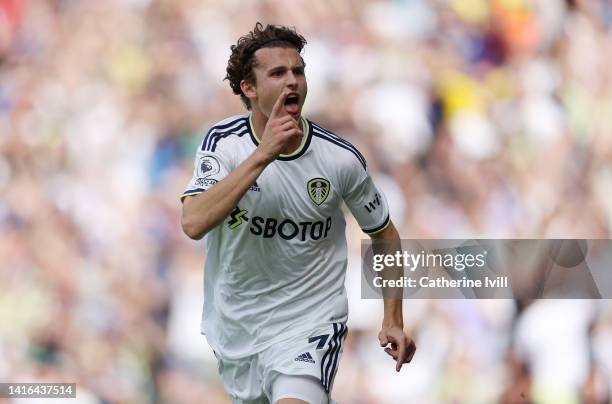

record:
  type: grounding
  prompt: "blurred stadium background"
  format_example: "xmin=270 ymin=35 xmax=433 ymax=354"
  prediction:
xmin=1 ymin=0 xmax=611 ymax=403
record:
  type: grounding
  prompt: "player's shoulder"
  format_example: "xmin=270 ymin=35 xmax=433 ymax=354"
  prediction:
xmin=307 ymin=119 xmax=367 ymax=172
xmin=209 ymin=113 xmax=249 ymax=130
xmin=200 ymin=114 xmax=250 ymax=153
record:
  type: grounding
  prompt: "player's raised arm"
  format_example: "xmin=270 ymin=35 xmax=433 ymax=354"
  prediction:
xmin=181 ymin=91 xmax=302 ymax=240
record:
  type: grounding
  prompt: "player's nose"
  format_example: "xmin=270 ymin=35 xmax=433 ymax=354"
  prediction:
xmin=285 ymin=71 xmax=298 ymax=88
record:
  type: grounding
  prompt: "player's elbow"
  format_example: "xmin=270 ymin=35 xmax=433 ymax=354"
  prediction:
xmin=181 ymin=213 xmax=208 ymax=240
xmin=181 ymin=195 xmax=214 ymax=240
xmin=182 ymin=220 xmax=207 ymax=240
xmin=182 ymin=223 xmax=204 ymax=240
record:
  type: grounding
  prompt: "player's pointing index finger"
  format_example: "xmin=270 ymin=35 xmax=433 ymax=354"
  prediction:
xmin=270 ymin=90 xmax=289 ymax=119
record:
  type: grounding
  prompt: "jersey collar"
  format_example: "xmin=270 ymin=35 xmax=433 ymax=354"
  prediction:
xmin=248 ymin=114 xmax=312 ymax=161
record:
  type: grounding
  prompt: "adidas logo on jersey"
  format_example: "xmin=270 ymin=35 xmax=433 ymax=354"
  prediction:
xmin=294 ymin=352 xmax=315 ymax=363
xmin=249 ymin=180 xmax=260 ymax=192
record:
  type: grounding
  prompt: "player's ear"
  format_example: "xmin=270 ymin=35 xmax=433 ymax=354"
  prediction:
xmin=240 ymin=79 xmax=257 ymax=100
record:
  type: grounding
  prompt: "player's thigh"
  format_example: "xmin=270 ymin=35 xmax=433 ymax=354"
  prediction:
xmin=216 ymin=354 xmax=267 ymax=403
xmin=272 ymin=374 xmax=328 ymax=404
xmin=264 ymin=322 xmax=348 ymax=390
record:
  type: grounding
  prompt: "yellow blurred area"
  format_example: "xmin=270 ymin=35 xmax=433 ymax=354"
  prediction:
xmin=439 ymin=70 xmax=486 ymax=117
xmin=107 ymin=45 xmax=153 ymax=93
xmin=450 ymin=0 xmax=490 ymax=25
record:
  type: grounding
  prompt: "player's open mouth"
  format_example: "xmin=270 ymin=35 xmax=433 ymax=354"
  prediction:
xmin=284 ymin=93 xmax=300 ymax=117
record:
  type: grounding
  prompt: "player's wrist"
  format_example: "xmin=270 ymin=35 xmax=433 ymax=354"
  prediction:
xmin=251 ymin=148 xmax=276 ymax=166
xmin=382 ymin=319 xmax=404 ymax=329
xmin=382 ymin=298 xmax=403 ymax=328
xmin=382 ymin=310 xmax=404 ymax=329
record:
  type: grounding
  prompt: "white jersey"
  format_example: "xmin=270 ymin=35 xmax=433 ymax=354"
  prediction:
xmin=182 ymin=114 xmax=390 ymax=360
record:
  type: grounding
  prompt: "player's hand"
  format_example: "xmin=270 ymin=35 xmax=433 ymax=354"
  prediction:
xmin=257 ymin=90 xmax=303 ymax=163
xmin=378 ymin=326 xmax=416 ymax=372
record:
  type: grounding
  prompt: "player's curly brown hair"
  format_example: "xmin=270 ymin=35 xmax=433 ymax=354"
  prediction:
xmin=225 ymin=23 xmax=307 ymax=110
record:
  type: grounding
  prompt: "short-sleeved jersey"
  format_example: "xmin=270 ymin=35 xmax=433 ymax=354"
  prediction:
xmin=182 ymin=114 xmax=390 ymax=360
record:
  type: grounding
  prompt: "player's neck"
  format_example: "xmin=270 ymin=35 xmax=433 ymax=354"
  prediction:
xmin=251 ymin=109 xmax=304 ymax=155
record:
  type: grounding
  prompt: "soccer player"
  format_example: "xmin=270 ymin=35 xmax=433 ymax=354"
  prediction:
xmin=181 ymin=23 xmax=416 ymax=404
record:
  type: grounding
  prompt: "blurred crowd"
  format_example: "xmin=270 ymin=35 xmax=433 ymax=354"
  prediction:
xmin=1 ymin=0 xmax=611 ymax=403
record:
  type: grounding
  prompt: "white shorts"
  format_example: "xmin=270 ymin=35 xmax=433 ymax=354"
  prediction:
xmin=214 ymin=322 xmax=348 ymax=404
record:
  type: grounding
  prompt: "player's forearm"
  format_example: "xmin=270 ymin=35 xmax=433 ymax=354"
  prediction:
xmin=371 ymin=222 xmax=405 ymax=328
xmin=383 ymin=298 xmax=403 ymax=328
xmin=181 ymin=151 xmax=269 ymax=239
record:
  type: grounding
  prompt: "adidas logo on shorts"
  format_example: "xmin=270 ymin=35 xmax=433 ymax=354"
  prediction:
xmin=294 ymin=352 xmax=315 ymax=363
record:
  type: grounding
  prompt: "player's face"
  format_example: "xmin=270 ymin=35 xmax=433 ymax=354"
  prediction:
xmin=249 ymin=47 xmax=307 ymax=121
